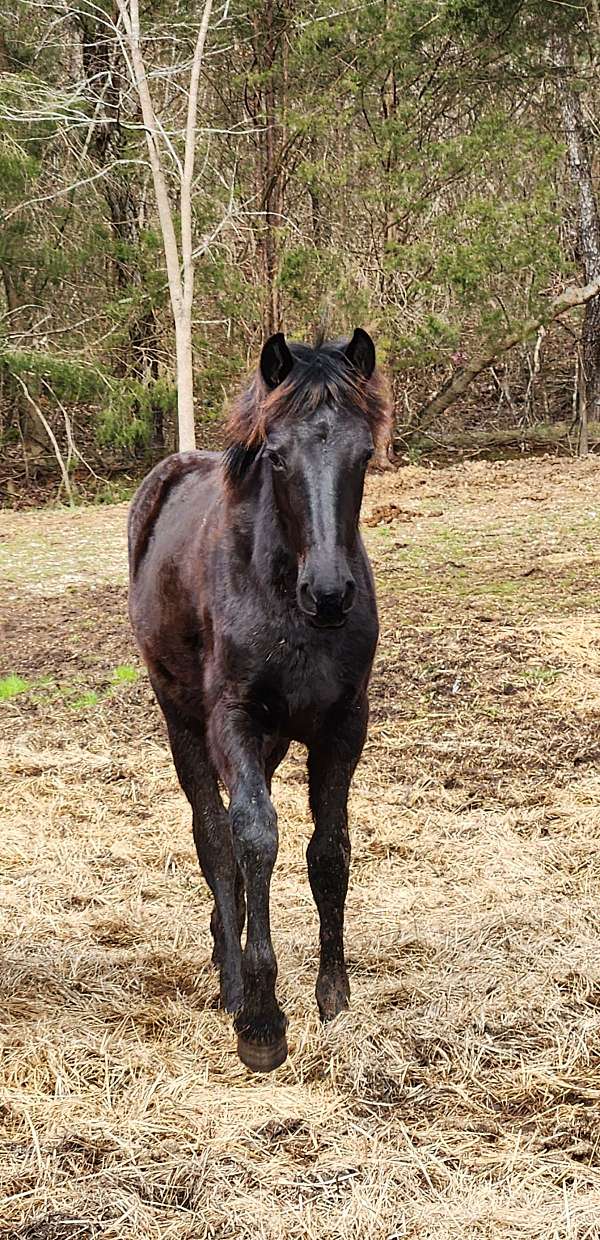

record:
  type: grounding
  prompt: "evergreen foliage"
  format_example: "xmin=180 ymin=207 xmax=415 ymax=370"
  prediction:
xmin=0 ymin=0 xmax=597 ymax=461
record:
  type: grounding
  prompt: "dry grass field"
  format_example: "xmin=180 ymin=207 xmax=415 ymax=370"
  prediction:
xmin=1 ymin=457 xmax=600 ymax=1239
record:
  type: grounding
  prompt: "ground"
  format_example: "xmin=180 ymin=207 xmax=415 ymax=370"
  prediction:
xmin=1 ymin=457 xmax=600 ymax=1240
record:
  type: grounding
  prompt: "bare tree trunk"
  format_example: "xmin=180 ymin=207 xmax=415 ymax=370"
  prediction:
xmin=1 ymin=264 xmax=20 ymax=320
xmin=178 ymin=0 xmax=213 ymax=442
xmin=402 ymin=420 xmax=600 ymax=454
xmin=264 ymin=40 xmax=280 ymax=336
xmin=251 ymin=0 xmax=287 ymax=337
xmin=308 ymin=158 xmax=328 ymax=249
xmin=117 ymin=0 xmax=214 ymax=451
xmin=379 ymin=0 xmax=398 ymax=299
xmin=577 ymin=345 xmax=589 ymax=457
xmin=77 ymin=8 xmax=160 ymax=387
xmin=556 ymin=39 xmax=600 ymax=434
xmin=0 ymin=31 xmax=10 ymax=71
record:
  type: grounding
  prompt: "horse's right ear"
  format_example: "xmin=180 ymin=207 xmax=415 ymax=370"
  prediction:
xmin=345 ymin=328 xmax=376 ymax=379
xmin=260 ymin=332 xmax=294 ymax=389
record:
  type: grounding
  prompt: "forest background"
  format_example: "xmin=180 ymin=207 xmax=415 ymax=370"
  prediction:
xmin=1 ymin=0 xmax=600 ymax=501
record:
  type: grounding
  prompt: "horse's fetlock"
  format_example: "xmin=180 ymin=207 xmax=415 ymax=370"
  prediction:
xmin=244 ymin=938 xmax=277 ymax=983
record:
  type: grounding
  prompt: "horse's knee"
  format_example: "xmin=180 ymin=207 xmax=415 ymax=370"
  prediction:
xmin=230 ymin=796 xmax=278 ymax=875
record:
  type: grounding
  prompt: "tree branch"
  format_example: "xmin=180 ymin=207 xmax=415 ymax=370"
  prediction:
xmin=182 ymin=0 xmax=214 ymax=313
xmin=116 ymin=0 xmax=184 ymax=316
xmin=13 ymin=373 xmax=75 ymax=506
xmin=412 ymin=279 xmax=600 ymax=431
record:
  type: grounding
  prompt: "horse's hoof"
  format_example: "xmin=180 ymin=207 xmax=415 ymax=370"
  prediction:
xmin=237 ymin=1033 xmax=288 ymax=1073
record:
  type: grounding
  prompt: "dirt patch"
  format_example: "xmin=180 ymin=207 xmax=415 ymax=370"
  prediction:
xmin=2 ymin=457 xmax=600 ymax=1239
xmin=0 ymin=584 xmax=134 ymax=681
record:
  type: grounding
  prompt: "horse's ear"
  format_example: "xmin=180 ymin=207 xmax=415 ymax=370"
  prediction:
xmin=345 ymin=328 xmax=376 ymax=379
xmin=260 ymin=332 xmax=294 ymax=389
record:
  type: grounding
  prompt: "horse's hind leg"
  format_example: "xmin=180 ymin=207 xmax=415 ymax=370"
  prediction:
xmin=156 ymin=691 xmax=244 ymax=1014
xmin=307 ymin=699 xmax=368 ymax=1022
xmin=210 ymin=869 xmax=245 ymax=967
xmin=265 ymin=739 xmax=290 ymax=793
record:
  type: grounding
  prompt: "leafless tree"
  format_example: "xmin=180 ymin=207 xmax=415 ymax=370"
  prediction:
xmin=555 ymin=38 xmax=600 ymax=453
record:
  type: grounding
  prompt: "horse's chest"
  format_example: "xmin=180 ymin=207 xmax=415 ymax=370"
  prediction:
xmin=284 ymin=642 xmax=336 ymax=705
xmin=254 ymin=636 xmax=347 ymax=724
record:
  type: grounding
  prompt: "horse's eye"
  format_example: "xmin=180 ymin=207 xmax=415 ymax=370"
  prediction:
xmin=266 ymin=449 xmax=287 ymax=473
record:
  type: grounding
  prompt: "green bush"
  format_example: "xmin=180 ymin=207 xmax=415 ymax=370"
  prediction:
xmin=99 ymin=378 xmax=177 ymax=453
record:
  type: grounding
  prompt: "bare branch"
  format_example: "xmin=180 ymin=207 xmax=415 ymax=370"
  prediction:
xmin=413 ymin=279 xmax=600 ymax=430
xmin=182 ymin=0 xmax=214 ymax=314
xmin=42 ymin=380 xmax=109 ymax=483
xmin=13 ymin=373 xmax=76 ymax=506
xmin=5 ymin=160 xmax=148 ymax=220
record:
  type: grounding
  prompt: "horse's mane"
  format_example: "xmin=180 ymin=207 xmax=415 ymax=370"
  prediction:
xmin=223 ymin=336 xmax=392 ymax=486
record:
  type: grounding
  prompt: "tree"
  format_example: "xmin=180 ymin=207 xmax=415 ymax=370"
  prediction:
xmin=116 ymin=0 xmax=214 ymax=450
xmin=3 ymin=0 xmax=600 ymax=484
xmin=409 ymin=276 xmax=600 ymax=433
xmin=76 ymin=5 xmax=159 ymax=395
xmin=554 ymin=36 xmax=600 ymax=450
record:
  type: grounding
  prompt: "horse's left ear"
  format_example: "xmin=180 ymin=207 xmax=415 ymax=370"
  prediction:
xmin=260 ymin=332 xmax=294 ymax=389
xmin=345 ymin=328 xmax=376 ymax=379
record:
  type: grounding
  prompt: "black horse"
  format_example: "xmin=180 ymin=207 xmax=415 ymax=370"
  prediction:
xmin=128 ymin=328 xmax=391 ymax=1071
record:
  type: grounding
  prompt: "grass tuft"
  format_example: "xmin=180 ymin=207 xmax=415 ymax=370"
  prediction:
xmin=0 ymin=674 xmax=30 ymax=700
xmin=111 ymin=663 xmax=139 ymax=685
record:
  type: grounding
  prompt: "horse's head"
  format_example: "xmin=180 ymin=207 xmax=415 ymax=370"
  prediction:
xmin=225 ymin=329 xmax=391 ymax=628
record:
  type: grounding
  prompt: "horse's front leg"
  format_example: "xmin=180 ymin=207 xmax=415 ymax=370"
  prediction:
xmin=210 ymin=707 xmax=287 ymax=1072
xmin=307 ymin=698 xmax=368 ymax=1022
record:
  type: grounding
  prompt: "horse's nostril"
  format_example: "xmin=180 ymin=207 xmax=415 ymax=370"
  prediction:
xmin=343 ymin=579 xmax=357 ymax=611
xmin=299 ymin=580 xmax=318 ymax=614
